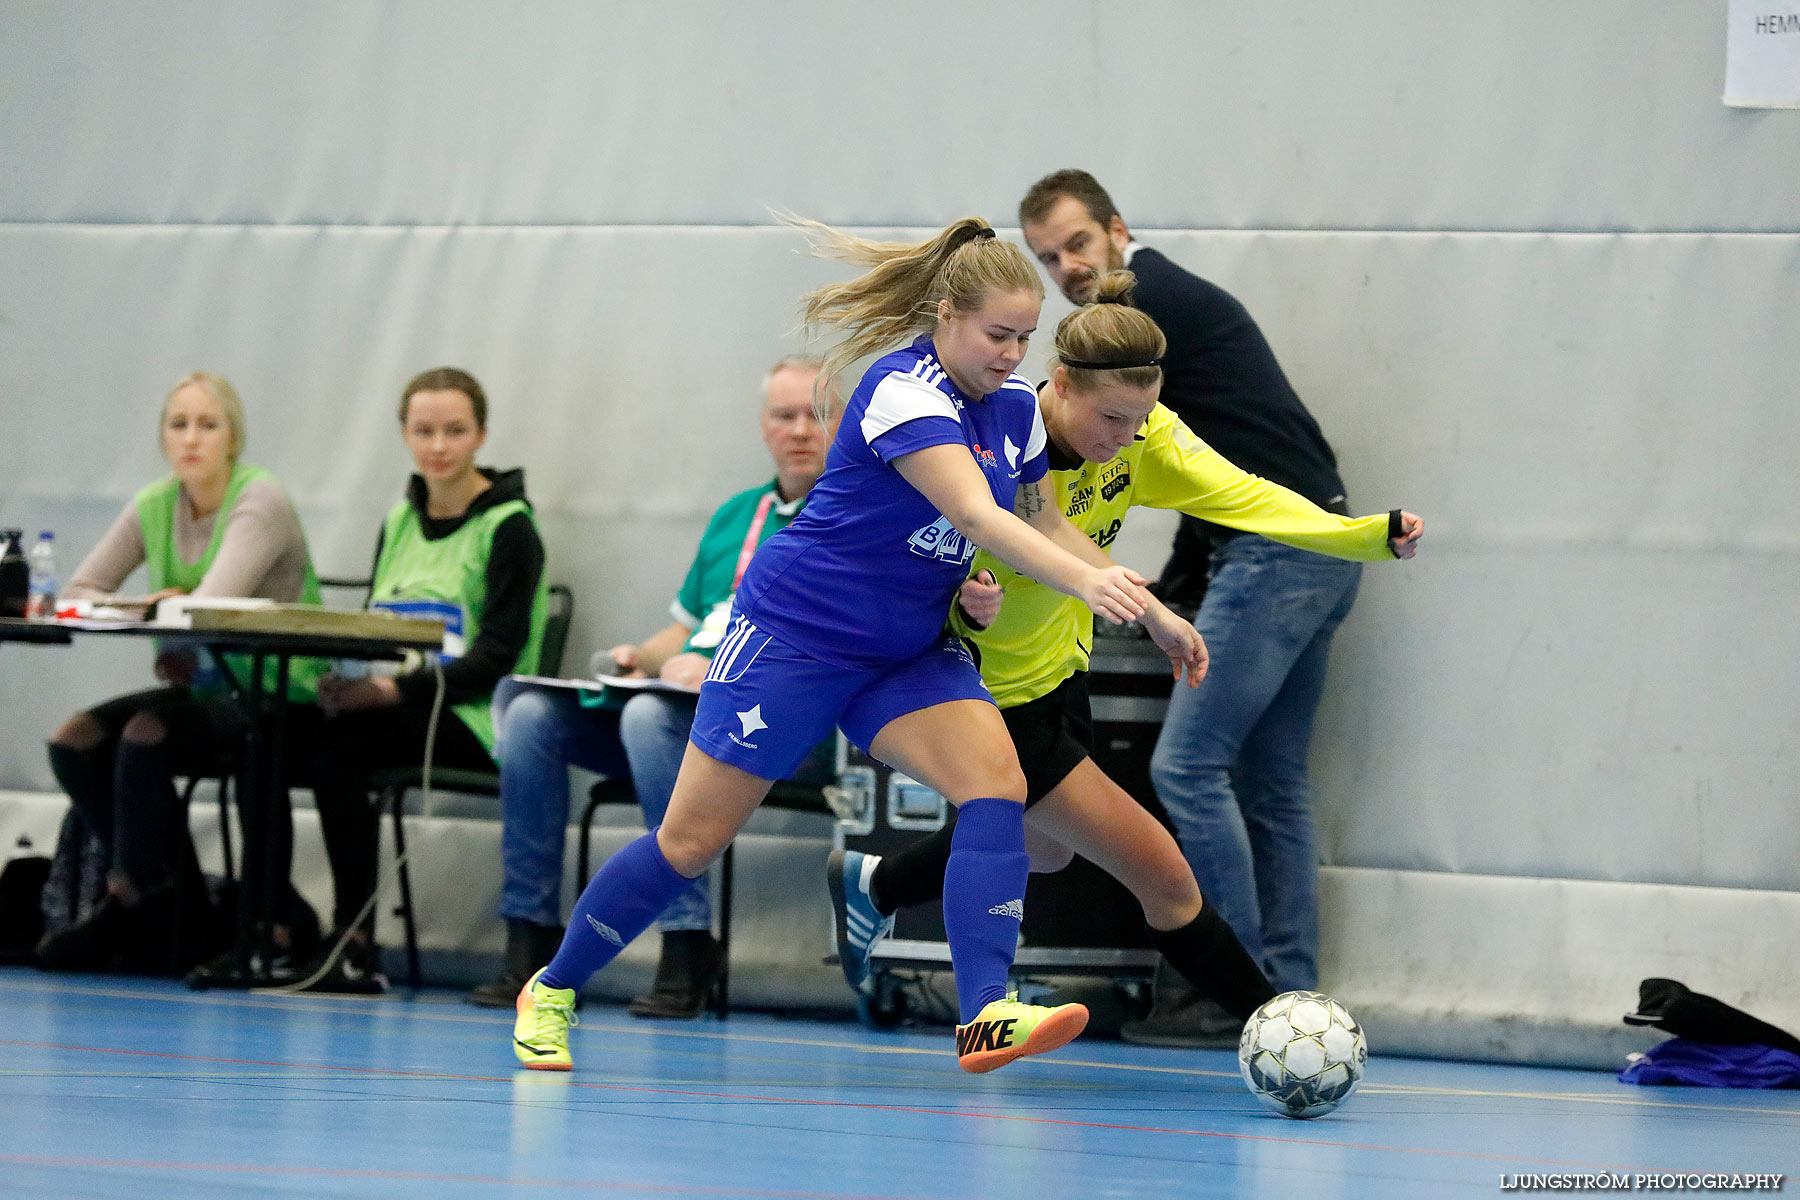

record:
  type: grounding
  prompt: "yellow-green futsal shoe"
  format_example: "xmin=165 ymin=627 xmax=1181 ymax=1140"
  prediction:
xmin=954 ymin=994 xmax=1089 ymax=1074
xmin=513 ymin=968 xmax=578 ymax=1071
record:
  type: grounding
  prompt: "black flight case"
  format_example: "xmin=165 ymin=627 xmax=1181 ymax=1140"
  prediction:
xmin=827 ymin=628 xmax=1176 ymax=1027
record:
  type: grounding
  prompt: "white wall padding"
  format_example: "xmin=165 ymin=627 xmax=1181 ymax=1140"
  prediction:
xmin=3 ymin=3 xmax=1794 ymax=232
xmin=2 ymin=0 xmax=1797 ymax=1059
xmin=1321 ymin=866 xmax=1800 ymax=1068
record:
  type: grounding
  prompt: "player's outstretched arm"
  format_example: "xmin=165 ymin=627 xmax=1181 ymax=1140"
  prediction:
xmin=893 ymin=443 xmax=1147 ymax=625
xmin=1011 ymin=480 xmax=1206 ymax=684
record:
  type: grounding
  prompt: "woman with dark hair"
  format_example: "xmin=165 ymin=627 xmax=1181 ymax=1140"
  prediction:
xmin=249 ymin=367 xmax=550 ymax=994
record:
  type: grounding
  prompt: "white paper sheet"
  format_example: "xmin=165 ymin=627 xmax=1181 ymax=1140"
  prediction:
xmin=1725 ymin=0 xmax=1800 ymax=107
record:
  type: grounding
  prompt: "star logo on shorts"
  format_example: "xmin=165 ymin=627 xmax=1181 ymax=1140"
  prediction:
xmin=736 ymin=704 xmax=768 ymax=738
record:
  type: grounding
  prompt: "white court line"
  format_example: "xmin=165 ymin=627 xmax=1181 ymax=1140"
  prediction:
xmin=17 ymin=978 xmax=1800 ymax=1118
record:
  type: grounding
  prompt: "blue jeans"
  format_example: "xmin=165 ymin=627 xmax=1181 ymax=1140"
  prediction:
xmin=494 ymin=686 xmax=708 ymax=932
xmin=1149 ymin=535 xmax=1362 ymax=993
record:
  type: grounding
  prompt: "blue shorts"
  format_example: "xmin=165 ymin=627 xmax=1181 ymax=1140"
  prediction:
xmin=690 ymin=614 xmax=994 ymax=780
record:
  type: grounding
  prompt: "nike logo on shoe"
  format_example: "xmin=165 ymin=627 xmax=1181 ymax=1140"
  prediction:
xmin=955 ymin=1017 xmax=1019 ymax=1057
xmin=956 ymin=999 xmax=1089 ymax=1073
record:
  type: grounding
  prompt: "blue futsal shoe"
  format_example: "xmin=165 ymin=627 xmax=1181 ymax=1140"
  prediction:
xmin=827 ymin=849 xmax=896 ymax=993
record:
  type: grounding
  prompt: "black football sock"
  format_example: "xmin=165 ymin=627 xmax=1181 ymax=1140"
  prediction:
xmin=48 ymin=741 xmax=116 ymax=853
xmin=868 ymin=811 xmax=959 ymax=914
xmin=1149 ymin=904 xmax=1278 ymax=1023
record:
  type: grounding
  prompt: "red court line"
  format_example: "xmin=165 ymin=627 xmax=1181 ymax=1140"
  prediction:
xmin=0 ymin=1155 xmax=915 ymax=1199
xmin=0 ymin=1037 xmax=1643 ymax=1173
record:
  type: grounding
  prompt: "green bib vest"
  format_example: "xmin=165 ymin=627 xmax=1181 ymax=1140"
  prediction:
xmin=134 ymin=462 xmax=325 ymax=703
xmin=369 ymin=494 xmax=548 ymax=754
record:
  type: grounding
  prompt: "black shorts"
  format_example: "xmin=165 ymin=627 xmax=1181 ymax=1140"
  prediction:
xmin=1002 ymin=672 xmax=1095 ymax=808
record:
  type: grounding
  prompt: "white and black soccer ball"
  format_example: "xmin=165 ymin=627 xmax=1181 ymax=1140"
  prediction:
xmin=1237 ymin=990 xmax=1368 ymax=1119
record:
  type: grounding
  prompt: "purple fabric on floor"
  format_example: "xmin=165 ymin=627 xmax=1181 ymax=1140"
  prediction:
xmin=1619 ymin=1038 xmax=1800 ymax=1089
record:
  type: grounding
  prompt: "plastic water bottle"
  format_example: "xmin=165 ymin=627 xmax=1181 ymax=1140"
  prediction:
xmin=26 ymin=531 xmax=57 ymax=619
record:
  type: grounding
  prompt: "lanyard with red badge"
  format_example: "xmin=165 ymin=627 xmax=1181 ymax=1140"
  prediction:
xmin=732 ymin=489 xmax=779 ymax=590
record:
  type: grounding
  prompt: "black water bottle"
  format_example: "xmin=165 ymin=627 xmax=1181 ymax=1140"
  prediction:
xmin=0 ymin=529 xmax=28 ymax=618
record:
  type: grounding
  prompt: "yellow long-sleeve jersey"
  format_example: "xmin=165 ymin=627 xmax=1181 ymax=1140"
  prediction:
xmin=960 ymin=403 xmax=1395 ymax=709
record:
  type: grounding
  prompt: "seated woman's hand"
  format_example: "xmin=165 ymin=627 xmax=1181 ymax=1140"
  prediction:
xmin=317 ymin=673 xmax=402 ymax=716
xmin=658 ymin=652 xmax=709 ymax=692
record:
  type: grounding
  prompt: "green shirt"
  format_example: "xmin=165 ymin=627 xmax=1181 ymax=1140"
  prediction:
xmin=673 ymin=479 xmax=806 ymax=656
xmin=134 ymin=462 xmax=325 ymax=702
xmin=370 ymin=494 xmax=548 ymax=753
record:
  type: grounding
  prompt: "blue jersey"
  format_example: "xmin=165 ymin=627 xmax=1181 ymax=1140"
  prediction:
xmin=735 ymin=336 xmax=1049 ymax=669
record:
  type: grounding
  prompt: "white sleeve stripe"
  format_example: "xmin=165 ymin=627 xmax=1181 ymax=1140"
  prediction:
xmin=911 ymin=358 xmax=946 ymax=389
xmin=861 ymin=371 xmax=961 ymax=444
xmin=1025 ymin=394 xmax=1048 ymax=462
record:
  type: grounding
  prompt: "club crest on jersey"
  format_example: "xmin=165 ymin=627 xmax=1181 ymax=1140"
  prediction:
xmin=1002 ymin=435 xmax=1021 ymax=478
xmin=1100 ymin=462 xmax=1131 ymax=501
xmin=907 ymin=516 xmax=975 ymax=565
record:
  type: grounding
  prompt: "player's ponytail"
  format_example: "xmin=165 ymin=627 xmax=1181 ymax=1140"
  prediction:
xmin=785 ymin=214 xmax=1043 ymax=411
xmin=1049 ymin=270 xmax=1166 ymax=393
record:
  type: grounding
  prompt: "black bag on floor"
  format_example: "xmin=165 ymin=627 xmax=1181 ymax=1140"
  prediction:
xmin=1625 ymin=977 xmax=1800 ymax=1056
xmin=0 ymin=839 xmax=52 ymax=962
xmin=39 ymin=807 xmax=108 ymax=939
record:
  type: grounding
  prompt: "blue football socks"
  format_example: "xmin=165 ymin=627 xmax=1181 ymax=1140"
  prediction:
xmin=540 ymin=829 xmax=696 ymax=992
xmin=941 ymin=797 xmax=1029 ymax=1022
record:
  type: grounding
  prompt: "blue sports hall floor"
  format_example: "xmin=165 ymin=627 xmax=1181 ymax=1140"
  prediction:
xmin=0 ymin=970 xmax=1793 ymax=1199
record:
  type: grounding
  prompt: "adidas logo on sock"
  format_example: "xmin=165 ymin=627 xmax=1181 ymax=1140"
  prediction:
xmin=987 ymin=899 xmax=1024 ymax=920
xmin=585 ymin=914 xmax=624 ymax=947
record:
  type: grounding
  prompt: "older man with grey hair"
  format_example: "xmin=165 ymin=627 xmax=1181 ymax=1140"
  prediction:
xmin=474 ymin=356 xmax=838 ymax=1017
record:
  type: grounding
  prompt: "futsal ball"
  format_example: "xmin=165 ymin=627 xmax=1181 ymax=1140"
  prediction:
xmin=1237 ymin=990 xmax=1368 ymax=1119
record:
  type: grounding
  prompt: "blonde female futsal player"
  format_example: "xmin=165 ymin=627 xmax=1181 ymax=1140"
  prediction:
xmin=511 ymin=220 xmax=1204 ymax=1074
xmin=828 ymin=272 xmax=1423 ymax=1031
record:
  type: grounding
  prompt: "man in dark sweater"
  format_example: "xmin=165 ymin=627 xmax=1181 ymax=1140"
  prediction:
xmin=1020 ymin=170 xmax=1366 ymax=1043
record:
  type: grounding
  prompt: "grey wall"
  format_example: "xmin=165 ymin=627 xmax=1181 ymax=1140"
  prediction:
xmin=2 ymin=1 xmax=1796 ymax=1039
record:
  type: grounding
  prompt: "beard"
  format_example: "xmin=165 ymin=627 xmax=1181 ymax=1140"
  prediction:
xmin=1062 ymin=243 xmax=1126 ymax=305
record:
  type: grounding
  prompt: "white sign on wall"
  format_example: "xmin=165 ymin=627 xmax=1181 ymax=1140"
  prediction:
xmin=1725 ymin=0 xmax=1800 ymax=107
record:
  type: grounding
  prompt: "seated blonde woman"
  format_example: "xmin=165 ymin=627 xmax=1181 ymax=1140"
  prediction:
xmin=38 ymin=371 xmax=323 ymax=974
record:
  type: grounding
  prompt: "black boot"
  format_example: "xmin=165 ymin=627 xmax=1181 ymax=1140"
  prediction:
xmin=36 ymin=890 xmax=146 ymax=971
xmin=627 ymin=929 xmax=721 ymax=1020
xmin=469 ymin=919 xmax=564 ymax=1008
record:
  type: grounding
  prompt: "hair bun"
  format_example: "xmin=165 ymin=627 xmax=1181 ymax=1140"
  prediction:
xmin=1092 ymin=269 xmax=1138 ymax=306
